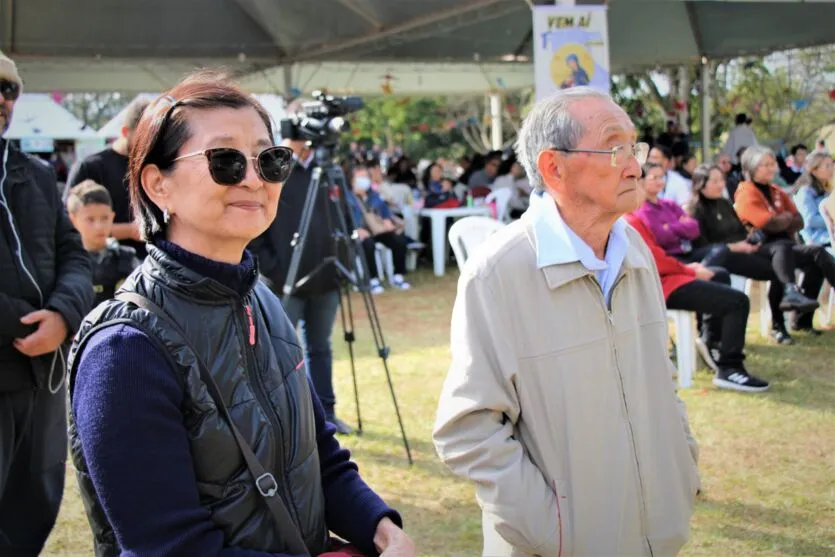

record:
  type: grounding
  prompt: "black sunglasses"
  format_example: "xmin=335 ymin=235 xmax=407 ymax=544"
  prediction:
xmin=144 ymin=95 xmax=291 ymax=185
xmin=173 ymin=146 xmax=294 ymax=185
xmin=0 ymin=80 xmax=20 ymax=101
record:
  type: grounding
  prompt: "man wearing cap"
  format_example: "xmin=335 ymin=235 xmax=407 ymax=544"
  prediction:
xmin=0 ymin=52 xmax=93 ymax=553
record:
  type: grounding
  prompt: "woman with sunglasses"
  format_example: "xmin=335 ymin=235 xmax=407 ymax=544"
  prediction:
xmin=67 ymin=72 xmax=414 ymax=557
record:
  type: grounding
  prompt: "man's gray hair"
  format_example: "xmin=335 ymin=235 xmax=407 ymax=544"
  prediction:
xmin=515 ymin=87 xmax=613 ymax=192
xmin=740 ymin=145 xmax=775 ymax=180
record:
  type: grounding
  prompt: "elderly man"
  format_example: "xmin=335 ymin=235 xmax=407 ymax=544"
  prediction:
xmin=433 ymin=88 xmax=700 ymax=557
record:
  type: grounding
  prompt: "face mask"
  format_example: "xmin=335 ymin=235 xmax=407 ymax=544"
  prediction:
xmin=354 ymin=176 xmax=371 ymax=192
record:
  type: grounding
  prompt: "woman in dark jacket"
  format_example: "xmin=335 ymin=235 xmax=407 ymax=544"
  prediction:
xmin=67 ymin=72 xmax=414 ymax=557
xmin=686 ymin=164 xmax=817 ymax=344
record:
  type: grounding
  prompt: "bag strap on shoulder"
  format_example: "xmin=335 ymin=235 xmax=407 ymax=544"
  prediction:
xmin=115 ymin=292 xmax=309 ymax=555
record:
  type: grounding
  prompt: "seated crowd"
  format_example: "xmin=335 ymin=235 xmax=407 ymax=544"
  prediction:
xmin=629 ymin=144 xmax=835 ymax=392
xmin=343 ymin=143 xmax=833 ymax=379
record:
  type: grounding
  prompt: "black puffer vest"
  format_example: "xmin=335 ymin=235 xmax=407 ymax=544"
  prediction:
xmin=67 ymin=244 xmax=329 ymax=556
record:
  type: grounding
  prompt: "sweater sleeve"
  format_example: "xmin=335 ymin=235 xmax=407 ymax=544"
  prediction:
xmin=627 ymin=216 xmax=695 ymax=279
xmin=310 ymin=375 xmax=402 ymax=556
xmin=635 ymin=205 xmax=681 ymax=254
xmin=796 ymin=189 xmax=825 ymax=230
xmin=734 ymin=184 xmax=774 ymax=229
xmin=666 ymin=201 xmax=701 ymax=240
xmin=73 ymin=324 xmax=293 ymax=557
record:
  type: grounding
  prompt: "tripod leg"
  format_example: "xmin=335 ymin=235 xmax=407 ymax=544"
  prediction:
xmin=327 ymin=165 xmax=412 ymax=464
xmin=337 ymin=282 xmax=363 ymax=434
xmin=355 ymin=285 xmax=413 ymax=465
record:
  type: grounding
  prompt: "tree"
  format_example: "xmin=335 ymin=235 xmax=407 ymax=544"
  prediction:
xmin=618 ymin=46 xmax=835 ymax=150
xmin=347 ymin=90 xmax=533 ymax=160
xmin=724 ymin=46 xmax=835 ymax=146
xmin=60 ymin=93 xmax=129 ymax=130
xmin=435 ymin=90 xmax=533 ymax=153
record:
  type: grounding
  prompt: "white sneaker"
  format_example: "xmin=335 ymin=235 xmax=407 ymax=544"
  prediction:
xmin=390 ymin=274 xmax=411 ymax=290
xmin=369 ymin=278 xmax=385 ymax=295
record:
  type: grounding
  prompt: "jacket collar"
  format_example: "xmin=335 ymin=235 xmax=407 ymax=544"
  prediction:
xmin=141 ymin=243 xmax=259 ymax=302
xmin=522 ymin=211 xmax=650 ymax=291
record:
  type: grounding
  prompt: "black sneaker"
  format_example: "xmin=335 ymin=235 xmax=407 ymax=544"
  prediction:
xmin=713 ymin=368 xmax=770 ymax=393
xmin=779 ymin=284 xmax=819 ymax=313
xmin=770 ymin=327 xmax=795 ymax=345
xmin=694 ymin=338 xmax=720 ymax=373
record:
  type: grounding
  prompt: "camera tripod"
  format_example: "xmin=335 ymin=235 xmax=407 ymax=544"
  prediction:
xmin=281 ymin=144 xmax=413 ymax=465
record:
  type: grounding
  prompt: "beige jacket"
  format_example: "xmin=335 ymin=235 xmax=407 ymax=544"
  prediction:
xmin=433 ymin=214 xmax=700 ymax=557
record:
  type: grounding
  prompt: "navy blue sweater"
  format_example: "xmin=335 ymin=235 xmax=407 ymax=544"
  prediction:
xmin=73 ymin=240 xmax=400 ymax=557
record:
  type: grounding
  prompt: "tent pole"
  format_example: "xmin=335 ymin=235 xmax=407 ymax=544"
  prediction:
xmin=700 ymin=57 xmax=711 ymax=163
xmin=490 ymin=92 xmax=503 ymax=151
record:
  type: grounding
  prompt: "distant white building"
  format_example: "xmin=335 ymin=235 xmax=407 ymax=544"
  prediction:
xmin=6 ymin=93 xmax=98 ymax=152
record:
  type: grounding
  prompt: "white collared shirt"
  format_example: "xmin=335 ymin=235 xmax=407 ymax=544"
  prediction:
xmin=659 ymin=170 xmax=692 ymax=207
xmin=527 ymin=191 xmax=629 ymax=305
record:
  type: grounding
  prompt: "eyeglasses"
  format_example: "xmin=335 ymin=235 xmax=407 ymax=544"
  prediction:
xmin=173 ymin=146 xmax=294 ymax=185
xmin=0 ymin=80 xmax=20 ymax=101
xmin=551 ymin=142 xmax=649 ymax=167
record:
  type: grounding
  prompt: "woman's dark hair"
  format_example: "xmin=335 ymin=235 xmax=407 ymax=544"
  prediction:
xmin=496 ymin=154 xmax=517 ymax=177
xmin=651 ymin=145 xmax=672 ymax=162
xmin=421 ymin=161 xmax=440 ymax=188
xmin=685 ymin=164 xmax=723 ymax=214
xmin=128 ymin=69 xmax=274 ymax=240
xmin=690 ymin=164 xmax=722 ymax=195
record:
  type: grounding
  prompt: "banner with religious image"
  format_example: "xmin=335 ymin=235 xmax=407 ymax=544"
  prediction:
xmin=533 ymin=5 xmax=610 ymax=100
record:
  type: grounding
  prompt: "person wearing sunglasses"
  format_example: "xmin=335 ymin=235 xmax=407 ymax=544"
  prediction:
xmin=67 ymin=71 xmax=414 ymax=557
xmin=0 ymin=53 xmax=94 ymax=554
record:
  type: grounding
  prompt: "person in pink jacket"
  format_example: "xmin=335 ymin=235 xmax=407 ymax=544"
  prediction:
xmin=633 ymin=165 xmax=701 ymax=257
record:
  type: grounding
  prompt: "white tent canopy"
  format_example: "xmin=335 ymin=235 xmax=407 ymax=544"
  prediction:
xmin=97 ymin=93 xmax=288 ymax=138
xmin=24 ymin=60 xmax=534 ymax=97
xmin=7 ymin=0 xmax=835 ymax=95
xmin=5 ymin=94 xmax=97 ymax=140
xmin=238 ymin=62 xmax=534 ymax=96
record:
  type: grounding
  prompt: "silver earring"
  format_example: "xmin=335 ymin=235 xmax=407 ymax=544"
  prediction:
xmin=163 ymin=208 xmax=170 ymax=224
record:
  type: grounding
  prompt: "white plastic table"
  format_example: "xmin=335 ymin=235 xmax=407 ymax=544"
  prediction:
xmin=419 ymin=206 xmax=492 ymax=277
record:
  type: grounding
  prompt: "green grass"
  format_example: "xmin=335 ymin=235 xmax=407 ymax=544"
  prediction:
xmin=44 ymin=273 xmax=835 ymax=556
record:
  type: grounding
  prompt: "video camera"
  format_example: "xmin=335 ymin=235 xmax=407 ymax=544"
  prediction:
xmin=279 ymin=90 xmax=364 ymax=147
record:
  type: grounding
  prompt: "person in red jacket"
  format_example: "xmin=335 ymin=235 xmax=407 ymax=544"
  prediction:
xmin=626 ymin=168 xmax=770 ymax=392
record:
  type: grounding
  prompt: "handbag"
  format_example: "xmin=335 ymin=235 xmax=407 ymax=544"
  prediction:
xmin=115 ymin=292 xmax=310 ymax=555
xmin=358 ymin=198 xmax=389 ymax=236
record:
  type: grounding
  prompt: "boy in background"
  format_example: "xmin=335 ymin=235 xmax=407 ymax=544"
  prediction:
xmin=66 ymin=180 xmax=139 ymax=306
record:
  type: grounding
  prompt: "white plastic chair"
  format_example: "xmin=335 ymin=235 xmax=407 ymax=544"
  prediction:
xmin=485 ymin=188 xmax=513 ymax=223
xmin=731 ymin=276 xmax=771 ymax=337
xmin=448 ymin=216 xmax=505 ymax=271
xmin=666 ymin=311 xmax=696 ymax=388
xmin=374 ymin=243 xmax=394 ymax=284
